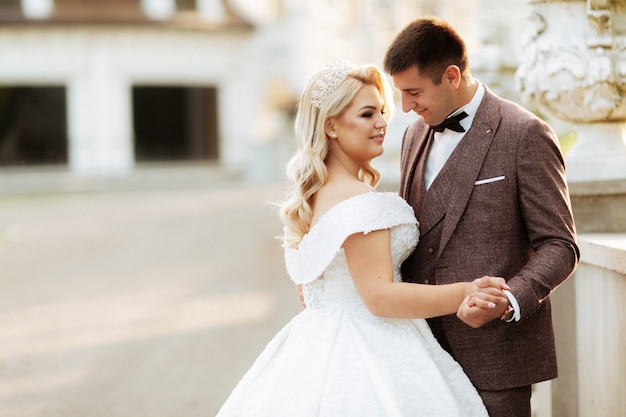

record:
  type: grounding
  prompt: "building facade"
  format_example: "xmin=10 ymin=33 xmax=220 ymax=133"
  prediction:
xmin=0 ymin=0 xmax=259 ymax=176
xmin=0 ymin=0 xmax=529 ymax=183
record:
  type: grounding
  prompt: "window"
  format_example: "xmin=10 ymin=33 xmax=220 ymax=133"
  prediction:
xmin=132 ymin=86 xmax=219 ymax=162
xmin=0 ymin=86 xmax=68 ymax=166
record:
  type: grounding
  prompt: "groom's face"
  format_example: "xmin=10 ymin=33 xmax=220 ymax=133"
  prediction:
xmin=391 ymin=66 xmax=454 ymax=126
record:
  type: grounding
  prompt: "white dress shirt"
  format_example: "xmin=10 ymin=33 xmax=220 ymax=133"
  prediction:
xmin=424 ymin=82 xmax=485 ymax=190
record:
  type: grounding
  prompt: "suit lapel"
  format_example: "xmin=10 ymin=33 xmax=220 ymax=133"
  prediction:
xmin=420 ymin=90 xmax=502 ymax=256
xmin=399 ymin=123 xmax=431 ymax=210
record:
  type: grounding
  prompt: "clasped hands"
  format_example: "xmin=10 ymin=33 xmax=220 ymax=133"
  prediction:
xmin=458 ymin=276 xmax=510 ymax=328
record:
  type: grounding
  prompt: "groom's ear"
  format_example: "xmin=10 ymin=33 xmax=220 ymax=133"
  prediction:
xmin=442 ymin=65 xmax=461 ymax=89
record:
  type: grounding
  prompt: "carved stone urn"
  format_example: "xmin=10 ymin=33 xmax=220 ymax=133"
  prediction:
xmin=515 ymin=0 xmax=626 ymax=183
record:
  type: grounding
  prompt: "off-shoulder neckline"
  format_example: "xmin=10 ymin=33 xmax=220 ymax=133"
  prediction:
xmin=301 ymin=191 xmax=399 ymax=246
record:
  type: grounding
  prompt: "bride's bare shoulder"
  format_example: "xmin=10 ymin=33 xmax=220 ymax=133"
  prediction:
xmin=311 ymin=180 xmax=373 ymax=225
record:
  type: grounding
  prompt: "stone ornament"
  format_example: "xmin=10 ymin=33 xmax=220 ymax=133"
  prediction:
xmin=515 ymin=0 xmax=626 ymax=182
xmin=515 ymin=0 xmax=626 ymax=123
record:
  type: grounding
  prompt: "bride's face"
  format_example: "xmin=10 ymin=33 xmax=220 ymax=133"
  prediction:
xmin=326 ymin=85 xmax=388 ymax=166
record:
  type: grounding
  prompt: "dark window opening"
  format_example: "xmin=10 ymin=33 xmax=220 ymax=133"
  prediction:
xmin=0 ymin=0 xmax=22 ymax=20
xmin=0 ymin=86 xmax=68 ymax=166
xmin=176 ymin=0 xmax=196 ymax=11
xmin=132 ymin=86 xmax=219 ymax=163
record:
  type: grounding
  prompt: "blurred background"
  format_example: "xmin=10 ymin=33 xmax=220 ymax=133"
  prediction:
xmin=0 ymin=0 xmax=555 ymax=187
xmin=0 ymin=1 xmax=569 ymax=416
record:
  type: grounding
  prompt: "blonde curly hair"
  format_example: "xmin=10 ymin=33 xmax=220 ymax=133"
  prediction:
xmin=280 ymin=63 xmax=395 ymax=248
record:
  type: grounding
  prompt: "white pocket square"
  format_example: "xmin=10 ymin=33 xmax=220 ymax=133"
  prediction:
xmin=474 ymin=176 xmax=505 ymax=185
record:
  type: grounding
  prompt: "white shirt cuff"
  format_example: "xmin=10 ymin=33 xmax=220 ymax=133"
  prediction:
xmin=503 ymin=289 xmax=521 ymax=322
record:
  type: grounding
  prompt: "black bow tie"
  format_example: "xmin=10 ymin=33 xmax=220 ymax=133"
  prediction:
xmin=430 ymin=111 xmax=468 ymax=133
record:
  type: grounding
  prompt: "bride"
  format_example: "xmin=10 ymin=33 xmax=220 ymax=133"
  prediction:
xmin=216 ymin=59 xmax=508 ymax=417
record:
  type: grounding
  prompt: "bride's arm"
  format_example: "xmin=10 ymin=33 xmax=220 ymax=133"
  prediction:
xmin=344 ymin=229 xmax=508 ymax=319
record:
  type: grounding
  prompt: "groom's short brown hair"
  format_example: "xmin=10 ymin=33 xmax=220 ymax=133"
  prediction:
xmin=384 ymin=16 xmax=469 ymax=85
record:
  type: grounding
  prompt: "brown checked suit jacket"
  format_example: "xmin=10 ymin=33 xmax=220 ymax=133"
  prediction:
xmin=399 ymin=87 xmax=579 ymax=391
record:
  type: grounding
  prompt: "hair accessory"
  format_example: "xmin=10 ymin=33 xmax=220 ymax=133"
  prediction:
xmin=311 ymin=58 xmax=355 ymax=109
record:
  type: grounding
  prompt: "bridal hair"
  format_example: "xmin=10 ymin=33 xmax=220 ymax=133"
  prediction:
xmin=280 ymin=61 xmax=394 ymax=248
xmin=311 ymin=59 xmax=355 ymax=109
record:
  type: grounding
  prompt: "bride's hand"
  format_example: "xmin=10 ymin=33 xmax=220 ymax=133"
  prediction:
xmin=458 ymin=276 xmax=510 ymax=328
xmin=464 ymin=276 xmax=509 ymax=309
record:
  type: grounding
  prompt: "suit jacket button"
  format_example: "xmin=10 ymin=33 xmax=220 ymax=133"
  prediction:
xmin=428 ymin=247 xmax=434 ymax=254
xmin=424 ymin=278 xmax=430 ymax=284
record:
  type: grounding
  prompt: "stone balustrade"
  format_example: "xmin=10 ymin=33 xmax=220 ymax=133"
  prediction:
xmin=573 ymin=234 xmax=626 ymax=417
xmin=532 ymin=234 xmax=626 ymax=417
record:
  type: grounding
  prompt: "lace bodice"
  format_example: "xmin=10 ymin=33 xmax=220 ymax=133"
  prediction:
xmin=284 ymin=192 xmax=419 ymax=309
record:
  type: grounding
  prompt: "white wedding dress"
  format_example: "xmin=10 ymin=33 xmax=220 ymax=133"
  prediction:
xmin=216 ymin=192 xmax=488 ymax=417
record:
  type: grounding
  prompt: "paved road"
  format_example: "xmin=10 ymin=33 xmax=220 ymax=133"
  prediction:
xmin=0 ymin=182 xmax=300 ymax=416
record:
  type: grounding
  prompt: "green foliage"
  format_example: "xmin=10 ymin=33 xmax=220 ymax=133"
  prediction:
xmin=559 ymin=130 xmax=577 ymax=155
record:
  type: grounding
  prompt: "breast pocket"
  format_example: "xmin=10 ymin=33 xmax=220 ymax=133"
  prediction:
xmin=474 ymin=175 xmax=505 ymax=185
xmin=468 ymin=174 xmax=517 ymax=238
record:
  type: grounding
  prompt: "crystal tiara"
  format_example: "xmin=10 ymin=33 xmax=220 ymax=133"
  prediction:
xmin=311 ymin=58 xmax=355 ymax=109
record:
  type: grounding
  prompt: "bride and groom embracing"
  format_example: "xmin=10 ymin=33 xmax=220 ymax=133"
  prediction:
xmin=216 ymin=17 xmax=579 ymax=417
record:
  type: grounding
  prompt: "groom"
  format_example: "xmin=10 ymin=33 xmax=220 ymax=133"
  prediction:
xmin=383 ymin=17 xmax=579 ymax=417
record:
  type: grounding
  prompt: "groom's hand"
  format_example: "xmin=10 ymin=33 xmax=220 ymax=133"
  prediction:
xmin=457 ymin=276 xmax=509 ymax=328
xmin=465 ymin=276 xmax=509 ymax=307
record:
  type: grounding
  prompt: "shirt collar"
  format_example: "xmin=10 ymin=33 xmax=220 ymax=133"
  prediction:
xmin=450 ymin=81 xmax=484 ymax=131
